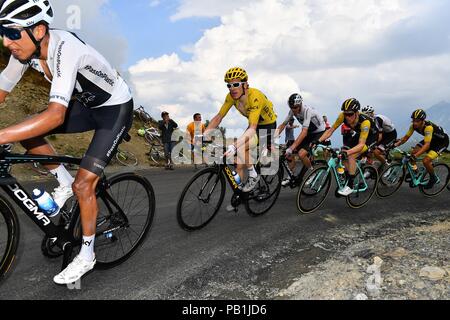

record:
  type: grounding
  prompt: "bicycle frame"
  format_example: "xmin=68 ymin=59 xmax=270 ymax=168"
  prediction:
xmin=309 ymin=147 xmax=369 ymax=194
xmin=0 ymin=151 xmax=127 ymax=270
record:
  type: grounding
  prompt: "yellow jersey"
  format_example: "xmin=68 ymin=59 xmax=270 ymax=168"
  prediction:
xmin=218 ymin=88 xmax=277 ymax=126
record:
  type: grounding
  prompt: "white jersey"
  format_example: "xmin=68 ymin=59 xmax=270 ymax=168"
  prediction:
xmin=282 ymin=105 xmax=325 ymax=134
xmin=375 ymin=114 xmax=395 ymax=133
xmin=0 ymin=29 xmax=131 ymax=108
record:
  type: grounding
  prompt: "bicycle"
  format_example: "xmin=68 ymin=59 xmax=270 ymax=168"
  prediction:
xmin=115 ymin=148 xmax=138 ymax=167
xmin=139 ymin=126 xmax=162 ymax=146
xmin=0 ymin=135 xmax=156 ymax=283
xmin=297 ymin=144 xmax=379 ymax=214
xmin=176 ymin=143 xmax=283 ymax=231
xmin=376 ymin=148 xmax=450 ymax=198
xmin=134 ymin=105 xmax=155 ymax=124
xmin=279 ymin=145 xmax=328 ymax=189
xmin=147 ymin=144 xmax=166 ymax=165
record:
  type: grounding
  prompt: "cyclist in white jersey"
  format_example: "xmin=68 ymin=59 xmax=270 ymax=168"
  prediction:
xmin=0 ymin=0 xmax=133 ymax=284
xmin=275 ymin=93 xmax=326 ymax=186
xmin=362 ymin=106 xmax=397 ymax=165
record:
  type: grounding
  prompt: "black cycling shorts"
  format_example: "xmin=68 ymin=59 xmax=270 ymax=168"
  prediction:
xmin=49 ymin=99 xmax=134 ymax=176
xmin=418 ymin=135 xmax=450 ymax=155
xmin=377 ymin=129 xmax=397 ymax=151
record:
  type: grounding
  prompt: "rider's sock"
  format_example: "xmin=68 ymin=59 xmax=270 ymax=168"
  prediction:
xmin=50 ymin=165 xmax=75 ymax=187
xmin=79 ymin=234 xmax=95 ymax=262
xmin=248 ymin=166 xmax=258 ymax=178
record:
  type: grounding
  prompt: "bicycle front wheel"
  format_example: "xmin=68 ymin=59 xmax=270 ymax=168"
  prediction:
xmin=177 ymin=167 xmax=226 ymax=231
xmin=245 ymin=164 xmax=283 ymax=217
xmin=419 ymin=163 xmax=450 ymax=197
xmin=0 ymin=195 xmax=20 ymax=282
xmin=297 ymin=165 xmax=331 ymax=214
xmin=346 ymin=165 xmax=378 ymax=209
xmin=116 ymin=150 xmax=138 ymax=166
xmin=93 ymin=173 xmax=155 ymax=269
xmin=376 ymin=163 xmax=405 ymax=198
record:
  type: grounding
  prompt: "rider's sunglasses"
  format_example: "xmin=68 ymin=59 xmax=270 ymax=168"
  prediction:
xmin=226 ymin=82 xmax=244 ymax=89
xmin=290 ymin=105 xmax=301 ymax=110
xmin=0 ymin=26 xmax=24 ymax=41
xmin=344 ymin=112 xmax=356 ymax=117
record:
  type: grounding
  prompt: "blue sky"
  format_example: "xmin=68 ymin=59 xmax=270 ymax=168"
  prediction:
xmin=104 ymin=0 xmax=220 ymax=67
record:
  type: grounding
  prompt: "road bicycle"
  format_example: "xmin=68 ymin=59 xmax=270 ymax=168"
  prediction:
xmin=139 ymin=126 xmax=162 ymax=146
xmin=115 ymin=148 xmax=138 ymax=167
xmin=176 ymin=143 xmax=283 ymax=231
xmin=134 ymin=105 xmax=155 ymax=124
xmin=297 ymin=144 xmax=379 ymax=214
xmin=376 ymin=148 xmax=450 ymax=198
xmin=0 ymin=135 xmax=155 ymax=283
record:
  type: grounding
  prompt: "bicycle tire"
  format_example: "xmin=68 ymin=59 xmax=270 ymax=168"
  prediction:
xmin=145 ymin=132 xmax=162 ymax=146
xmin=0 ymin=195 xmax=20 ymax=282
xmin=376 ymin=163 xmax=405 ymax=198
xmin=419 ymin=163 xmax=450 ymax=197
xmin=150 ymin=147 xmax=164 ymax=164
xmin=245 ymin=164 xmax=283 ymax=217
xmin=346 ymin=165 xmax=379 ymax=209
xmin=69 ymin=173 xmax=155 ymax=269
xmin=177 ymin=167 xmax=226 ymax=231
xmin=296 ymin=165 xmax=332 ymax=214
xmin=116 ymin=150 xmax=138 ymax=167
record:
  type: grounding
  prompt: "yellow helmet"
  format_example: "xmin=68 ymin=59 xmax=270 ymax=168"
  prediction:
xmin=224 ymin=67 xmax=248 ymax=83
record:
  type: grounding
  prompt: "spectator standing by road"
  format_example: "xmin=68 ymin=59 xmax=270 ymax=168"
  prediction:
xmin=159 ymin=111 xmax=178 ymax=170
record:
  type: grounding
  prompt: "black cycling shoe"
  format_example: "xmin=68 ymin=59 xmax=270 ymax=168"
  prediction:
xmin=423 ymin=175 xmax=438 ymax=190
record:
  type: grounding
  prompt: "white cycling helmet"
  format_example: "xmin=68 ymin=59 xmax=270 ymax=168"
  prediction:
xmin=0 ymin=0 xmax=54 ymax=28
xmin=362 ymin=105 xmax=375 ymax=114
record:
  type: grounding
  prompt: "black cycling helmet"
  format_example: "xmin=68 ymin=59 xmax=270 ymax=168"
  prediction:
xmin=288 ymin=93 xmax=303 ymax=108
xmin=411 ymin=109 xmax=426 ymax=121
xmin=341 ymin=98 xmax=360 ymax=112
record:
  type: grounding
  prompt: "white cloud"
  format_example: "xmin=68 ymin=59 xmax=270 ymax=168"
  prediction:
xmin=128 ymin=0 xmax=450 ymax=136
xmin=51 ymin=1 xmax=128 ymax=69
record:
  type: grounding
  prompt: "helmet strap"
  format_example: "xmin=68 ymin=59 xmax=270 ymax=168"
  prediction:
xmin=19 ymin=26 xmax=46 ymax=64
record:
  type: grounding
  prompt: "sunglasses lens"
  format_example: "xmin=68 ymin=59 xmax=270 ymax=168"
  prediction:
xmin=227 ymin=83 xmax=241 ymax=89
xmin=344 ymin=113 xmax=355 ymax=117
xmin=0 ymin=27 xmax=22 ymax=40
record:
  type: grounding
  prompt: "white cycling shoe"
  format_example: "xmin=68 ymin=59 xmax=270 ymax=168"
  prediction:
xmin=53 ymin=254 xmax=96 ymax=285
xmin=338 ymin=186 xmax=354 ymax=196
xmin=52 ymin=185 xmax=74 ymax=209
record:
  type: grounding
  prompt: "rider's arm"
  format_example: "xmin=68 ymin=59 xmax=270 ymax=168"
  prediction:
xmin=346 ymin=119 xmax=371 ymax=156
xmin=0 ymin=90 xmax=8 ymax=104
xmin=413 ymin=125 xmax=433 ymax=157
xmin=274 ymin=112 xmax=293 ymax=138
xmin=396 ymin=125 xmax=414 ymax=146
xmin=204 ymin=113 xmax=223 ymax=137
xmin=204 ymin=95 xmax=233 ymax=137
xmin=319 ymin=113 xmax=344 ymax=143
xmin=0 ymin=102 xmax=67 ymax=144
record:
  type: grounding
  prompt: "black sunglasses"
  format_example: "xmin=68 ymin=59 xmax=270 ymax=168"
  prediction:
xmin=0 ymin=26 xmax=24 ymax=41
xmin=344 ymin=112 xmax=356 ymax=117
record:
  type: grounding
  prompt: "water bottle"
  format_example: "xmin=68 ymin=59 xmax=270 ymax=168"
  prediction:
xmin=32 ymin=188 xmax=60 ymax=218
xmin=232 ymin=171 xmax=242 ymax=185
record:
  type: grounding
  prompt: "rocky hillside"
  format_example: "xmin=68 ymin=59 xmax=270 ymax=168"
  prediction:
xmin=0 ymin=44 xmax=160 ymax=180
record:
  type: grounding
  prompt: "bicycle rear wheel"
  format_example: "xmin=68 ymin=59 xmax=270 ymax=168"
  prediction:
xmin=346 ymin=165 xmax=378 ymax=209
xmin=177 ymin=167 xmax=226 ymax=231
xmin=297 ymin=165 xmax=331 ymax=214
xmin=420 ymin=163 xmax=450 ymax=197
xmin=90 ymin=173 xmax=155 ymax=269
xmin=0 ymin=195 xmax=20 ymax=282
xmin=245 ymin=164 xmax=283 ymax=216
xmin=116 ymin=150 xmax=138 ymax=166
xmin=376 ymin=163 xmax=405 ymax=198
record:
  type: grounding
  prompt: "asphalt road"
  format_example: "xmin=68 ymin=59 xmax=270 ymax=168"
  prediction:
xmin=0 ymin=166 xmax=449 ymax=300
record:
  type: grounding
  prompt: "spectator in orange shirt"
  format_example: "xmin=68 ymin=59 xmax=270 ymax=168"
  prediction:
xmin=186 ymin=113 xmax=206 ymax=170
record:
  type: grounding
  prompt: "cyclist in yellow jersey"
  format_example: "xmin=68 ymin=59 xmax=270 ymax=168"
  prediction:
xmin=395 ymin=109 xmax=449 ymax=189
xmin=315 ymin=98 xmax=377 ymax=196
xmin=204 ymin=67 xmax=277 ymax=206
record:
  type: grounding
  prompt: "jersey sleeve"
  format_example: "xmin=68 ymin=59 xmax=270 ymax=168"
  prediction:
xmin=375 ymin=117 xmax=383 ymax=133
xmin=218 ymin=94 xmax=235 ymax=118
xmin=0 ymin=55 xmax=28 ymax=93
xmin=359 ymin=120 xmax=371 ymax=142
xmin=332 ymin=113 xmax=345 ymax=130
xmin=49 ymin=39 xmax=82 ymax=107
xmin=423 ymin=125 xmax=434 ymax=143
xmin=405 ymin=125 xmax=414 ymax=138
